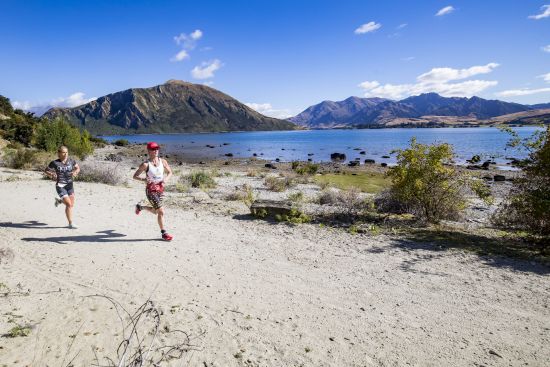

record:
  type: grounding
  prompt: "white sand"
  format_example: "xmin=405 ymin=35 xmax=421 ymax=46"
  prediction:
xmin=0 ymin=166 xmax=548 ymax=366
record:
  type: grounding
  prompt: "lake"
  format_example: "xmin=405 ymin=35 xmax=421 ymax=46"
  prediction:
xmin=104 ymin=127 xmax=540 ymax=166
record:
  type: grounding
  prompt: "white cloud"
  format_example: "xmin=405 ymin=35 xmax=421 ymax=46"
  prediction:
xmin=538 ymin=72 xmax=550 ymax=83
xmin=191 ymin=59 xmax=222 ymax=79
xmin=170 ymin=50 xmax=190 ymax=62
xmin=354 ymin=21 xmax=381 ymax=34
xmin=12 ymin=92 xmax=96 ymax=116
xmin=542 ymin=45 xmax=550 ymax=53
xmin=496 ymin=88 xmax=550 ymax=97
xmin=528 ymin=5 xmax=550 ymax=20
xmin=436 ymin=6 xmax=455 ymax=16
xmin=397 ymin=23 xmax=408 ymax=29
xmin=245 ymin=103 xmax=293 ymax=119
xmin=401 ymin=56 xmax=415 ymax=62
xmin=174 ymin=29 xmax=203 ymax=49
xmin=417 ymin=63 xmax=499 ymax=83
xmin=190 ymin=29 xmax=203 ymax=40
xmin=358 ymin=63 xmax=499 ymax=99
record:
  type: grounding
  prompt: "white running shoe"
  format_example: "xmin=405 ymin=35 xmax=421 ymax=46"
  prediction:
xmin=68 ymin=223 xmax=78 ymax=229
xmin=54 ymin=197 xmax=62 ymax=207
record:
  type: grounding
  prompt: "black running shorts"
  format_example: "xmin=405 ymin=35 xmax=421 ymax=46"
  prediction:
xmin=56 ymin=182 xmax=74 ymax=198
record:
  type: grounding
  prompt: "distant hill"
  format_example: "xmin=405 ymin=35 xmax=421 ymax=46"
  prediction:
xmin=291 ymin=93 xmax=545 ymax=128
xmin=43 ymin=80 xmax=297 ymax=134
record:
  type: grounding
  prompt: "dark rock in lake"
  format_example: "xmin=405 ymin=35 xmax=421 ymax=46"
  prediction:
xmin=253 ymin=153 xmax=258 ymax=157
xmin=494 ymin=175 xmax=506 ymax=182
xmin=308 ymin=153 xmax=314 ymax=156
xmin=223 ymin=143 xmax=230 ymax=145
xmin=330 ymin=152 xmax=346 ymax=161
xmin=308 ymin=158 xmax=312 ymax=162
xmin=224 ymin=153 xmax=233 ymax=157
xmin=275 ymin=158 xmax=280 ymax=162
xmin=353 ymin=148 xmax=361 ymax=150
xmin=468 ymin=155 xmax=481 ymax=163
xmin=364 ymin=159 xmax=375 ymax=164
xmin=381 ymin=155 xmax=390 ymax=159
xmin=360 ymin=151 xmax=366 ymax=155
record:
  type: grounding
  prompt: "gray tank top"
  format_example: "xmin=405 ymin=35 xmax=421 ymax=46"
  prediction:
xmin=48 ymin=158 xmax=76 ymax=185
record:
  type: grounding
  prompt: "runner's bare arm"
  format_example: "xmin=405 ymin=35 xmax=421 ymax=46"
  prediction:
xmin=133 ymin=162 xmax=149 ymax=182
xmin=44 ymin=166 xmax=57 ymax=181
xmin=71 ymin=163 xmax=80 ymax=178
xmin=162 ymin=159 xmax=173 ymax=183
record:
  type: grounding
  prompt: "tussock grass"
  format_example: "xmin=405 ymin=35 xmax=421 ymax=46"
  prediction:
xmin=314 ymin=172 xmax=389 ymax=194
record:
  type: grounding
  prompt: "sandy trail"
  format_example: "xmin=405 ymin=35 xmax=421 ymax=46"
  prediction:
xmin=0 ymin=168 xmax=548 ymax=366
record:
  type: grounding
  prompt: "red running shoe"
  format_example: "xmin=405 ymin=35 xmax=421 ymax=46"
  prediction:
xmin=162 ymin=232 xmax=173 ymax=241
xmin=135 ymin=204 xmax=142 ymax=215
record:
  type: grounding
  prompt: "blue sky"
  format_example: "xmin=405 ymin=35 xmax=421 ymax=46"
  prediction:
xmin=1 ymin=0 xmax=550 ymax=118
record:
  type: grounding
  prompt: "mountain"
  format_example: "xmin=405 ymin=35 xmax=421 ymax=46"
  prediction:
xmin=289 ymin=96 xmax=387 ymax=128
xmin=43 ymin=80 xmax=297 ymax=134
xmin=291 ymin=93 xmax=540 ymax=128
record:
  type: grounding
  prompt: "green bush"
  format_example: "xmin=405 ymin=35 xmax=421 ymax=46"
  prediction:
xmin=89 ymin=136 xmax=108 ymax=148
xmin=185 ymin=170 xmax=217 ymax=189
xmin=493 ymin=126 xmax=550 ymax=240
xmin=34 ymin=117 xmax=93 ymax=158
xmin=292 ymin=161 xmax=319 ymax=175
xmin=114 ymin=139 xmax=130 ymax=146
xmin=264 ymin=176 xmax=293 ymax=192
xmin=275 ymin=208 xmax=310 ymax=224
xmin=384 ymin=138 xmax=490 ymax=224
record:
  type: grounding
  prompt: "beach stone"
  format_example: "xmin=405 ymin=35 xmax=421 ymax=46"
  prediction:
xmin=494 ymin=175 xmax=506 ymax=182
xmin=348 ymin=161 xmax=359 ymax=167
xmin=308 ymin=158 xmax=312 ymax=162
xmin=364 ymin=159 xmax=375 ymax=164
xmin=275 ymin=158 xmax=280 ymax=162
xmin=381 ymin=163 xmax=388 ymax=167
xmin=250 ymin=200 xmax=293 ymax=219
xmin=105 ymin=153 xmax=122 ymax=162
xmin=468 ymin=155 xmax=481 ymax=163
xmin=330 ymin=152 xmax=346 ymax=161
xmin=265 ymin=163 xmax=277 ymax=169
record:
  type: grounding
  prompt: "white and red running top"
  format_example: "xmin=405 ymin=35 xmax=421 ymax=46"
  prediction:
xmin=146 ymin=159 xmax=164 ymax=184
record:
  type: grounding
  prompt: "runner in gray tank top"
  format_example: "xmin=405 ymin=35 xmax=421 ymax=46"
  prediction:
xmin=44 ymin=145 xmax=80 ymax=229
xmin=133 ymin=142 xmax=174 ymax=241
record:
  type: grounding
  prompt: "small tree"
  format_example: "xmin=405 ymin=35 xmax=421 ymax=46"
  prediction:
xmin=34 ymin=117 xmax=93 ymax=158
xmin=493 ymin=126 xmax=550 ymax=240
xmin=384 ymin=138 xmax=490 ymax=223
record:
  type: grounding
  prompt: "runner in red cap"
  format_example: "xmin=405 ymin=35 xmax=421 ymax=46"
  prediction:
xmin=133 ymin=142 xmax=174 ymax=241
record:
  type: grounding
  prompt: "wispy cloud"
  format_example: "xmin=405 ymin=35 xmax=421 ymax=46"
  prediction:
xmin=528 ymin=5 xmax=550 ymax=20
xmin=401 ymin=56 xmax=415 ymax=62
xmin=496 ymin=87 xmax=550 ymax=97
xmin=12 ymin=92 xmax=96 ymax=116
xmin=436 ymin=6 xmax=455 ymax=16
xmin=170 ymin=50 xmax=189 ymax=62
xmin=174 ymin=29 xmax=203 ymax=49
xmin=541 ymin=45 xmax=550 ymax=53
xmin=191 ymin=59 xmax=223 ymax=79
xmin=354 ymin=21 xmax=381 ymax=34
xmin=538 ymin=72 xmax=550 ymax=83
xmin=358 ymin=63 xmax=499 ymax=99
xmin=245 ymin=102 xmax=293 ymax=119
xmin=171 ymin=29 xmax=203 ymax=62
xmin=397 ymin=23 xmax=408 ymax=29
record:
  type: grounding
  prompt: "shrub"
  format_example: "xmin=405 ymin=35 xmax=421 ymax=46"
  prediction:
xmin=76 ymin=162 xmax=126 ymax=186
xmin=185 ymin=170 xmax=217 ymax=189
xmin=264 ymin=176 xmax=293 ymax=192
xmin=384 ymin=138 xmax=490 ymax=224
xmin=114 ymin=139 xmax=129 ymax=146
xmin=493 ymin=126 xmax=550 ymax=239
xmin=276 ymin=208 xmax=310 ymax=224
xmin=292 ymin=161 xmax=319 ymax=175
xmin=288 ymin=191 xmax=304 ymax=203
xmin=5 ymin=324 xmax=31 ymax=338
xmin=3 ymin=148 xmax=37 ymax=169
xmin=317 ymin=187 xmax=372 ymax=217
xmin=89 ymin=135 xmax=108 ymax=148
xmin=34 ymin=117 xmax=93 ymax=159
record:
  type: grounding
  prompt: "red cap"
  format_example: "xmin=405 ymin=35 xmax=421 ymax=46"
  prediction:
xmin=146 ymin=142 xmax=160 ymax=150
